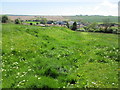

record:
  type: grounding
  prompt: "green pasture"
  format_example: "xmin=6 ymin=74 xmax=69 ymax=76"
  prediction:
xmin=2 ymin=24 xmax=119 ymax=88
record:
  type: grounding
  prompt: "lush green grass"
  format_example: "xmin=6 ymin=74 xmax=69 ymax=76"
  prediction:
xmin=25 ymin=21 xmax=38 ymax=24
xmin=2 ymin=24 xmax=119 ymax=88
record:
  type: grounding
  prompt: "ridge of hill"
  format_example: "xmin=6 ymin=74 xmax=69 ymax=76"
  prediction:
xmin=7 ymin=15 xmax=118 ymax=23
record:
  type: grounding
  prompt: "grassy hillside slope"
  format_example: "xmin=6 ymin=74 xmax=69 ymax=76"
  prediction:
xmin=2 ymin=24 xmax=119 ymax=88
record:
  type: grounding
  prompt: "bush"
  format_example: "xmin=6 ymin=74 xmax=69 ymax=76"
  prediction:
xmin=36 ymin=23 xmax=39 ymax=25
xmin=104 ymin=28 xmax=113 ymax=33
xmin=2 ymin=15 xmax=8 ymax=23
xmin=83 ymin=26 xmax=89 ymax=31
xmin=77 ymin=27 xmax=85 ymax=32
xmin=86 ymin=23 xmax=98 ymax=32
xmin=15 ymin=19 xmax=21 ymax=24
xmin=30 ymin=23 xmax=33 ymax=25
xmin=108 ymin=27 xmax=118 ymax=34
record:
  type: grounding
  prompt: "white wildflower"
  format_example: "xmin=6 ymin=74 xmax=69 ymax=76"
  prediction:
xmin=38 ymin=77 xmax=41 ymax=79
xmin=92 ymin=82 xmax=96 ymax=84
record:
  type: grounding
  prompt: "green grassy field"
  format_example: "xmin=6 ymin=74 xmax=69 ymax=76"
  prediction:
xmin=2 ymin=24 xmax=119 ymax=88
xmin=25 ymin=21 xmax=38 ymax=24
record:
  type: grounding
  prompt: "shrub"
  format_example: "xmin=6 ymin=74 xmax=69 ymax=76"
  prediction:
xmin=2 ymin=15 xmax=8 ymax=23
xmin=77 ymin=27 xmax=85 ymax=31
xmin=30 ymin=23 xmax=33 ymax=25
xmin=86 ymin=23 xmax=98 ymax=32
xmin=108 ymin=27 xmax=118 ymax=34
xmin=36 ymin=23 xmax=39 ymax=25
xmin=15 ymin=19 xmax=21 ymax=24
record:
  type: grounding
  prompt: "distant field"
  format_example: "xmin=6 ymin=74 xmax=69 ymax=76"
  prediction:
xmin=2 ymin=24 xmax=118 ymax=88
xmin=63 ymin=16 xmax=118 ymax=23
xmin=8 ymin=15 xmax=118 ymax=23
xmin=25 ymin=21 xmax=37 ymax=24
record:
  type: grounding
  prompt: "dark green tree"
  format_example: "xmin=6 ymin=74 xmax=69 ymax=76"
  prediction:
xmin=30 ymin=23 xmax=33 ymax=25
xmin=2 ymin=15 xmax=8 ymax=23
xmin=66 ymin=22 xmax=69 ymax=28
xmin=36 ymin=22 xmax=39 ymax=25
xmin=72 ymin=22 xmax=77 ymax=31
xmin=15 ymin=19 xmax=21 ymax=24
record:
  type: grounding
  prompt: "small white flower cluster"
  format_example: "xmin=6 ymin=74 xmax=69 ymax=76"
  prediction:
xmin=28 ymin=69 xmax=32 ymax=71
xmin=91 ymin=82 xmax=96 ymax=85
xmin=20 ymin=72 xmax=27 ymax=77
xmin=16 ymin=71 xmax=28 ymax=78
xmin=11 ymin=48 xmax=14 ymax=50
xmin=38 ymin=77 xmax=41 ymax=80
xmin=13 ymin=62 xmax=18 ymax=65
xmin=17 ymin=80 xmax=27 ymax=87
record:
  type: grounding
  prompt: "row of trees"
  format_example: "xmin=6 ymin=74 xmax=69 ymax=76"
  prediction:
xmin=78 ymin=22 xmax=118 ymax=34
xmin=1 ymin=15 xmax=47 ymax=24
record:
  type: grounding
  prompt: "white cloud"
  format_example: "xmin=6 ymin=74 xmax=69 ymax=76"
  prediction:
xmin=94 ymin=0 xmax=118 ymax=10
xmin=93 ymin=0 xmax=118 ymax=16
xmin=101 ymin=0 xmax=118 ymax=8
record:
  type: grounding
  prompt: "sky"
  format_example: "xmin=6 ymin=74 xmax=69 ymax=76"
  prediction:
xmin=1 ymin=0 xmax=119 ymax=16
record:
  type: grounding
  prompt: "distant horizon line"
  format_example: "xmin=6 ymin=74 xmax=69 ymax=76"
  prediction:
xmin=0 ymin=14 xmax=117 ymax=17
